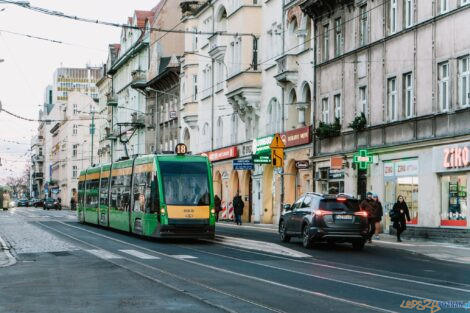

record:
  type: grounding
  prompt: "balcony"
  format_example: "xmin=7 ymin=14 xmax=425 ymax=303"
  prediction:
xmin=274 ymin=54 xmax=299 ymax=86
xmin=33 ymin=173 xmax=44 ymax=180
xmin=130 ymin=69 xmax=147 ymax=89
xmin=208 ymin=34 xmax=227 ymax=59
xmin=226 ymin=71 xmax=261 ymax=123
xmin=106 ymin=92 xmax=118 ymax=107
xmin=301 ymin=0 xmax=353 ymax=17
xmin=180 ymin=101 xmax=198 ymax=129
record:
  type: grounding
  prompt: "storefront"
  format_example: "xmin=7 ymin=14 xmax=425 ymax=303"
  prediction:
xmin=433 ymin=143 xmax=469 ymax=228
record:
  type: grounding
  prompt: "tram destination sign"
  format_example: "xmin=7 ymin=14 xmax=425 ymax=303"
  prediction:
xmin=233 ymin=159 xmax=254 ymax=170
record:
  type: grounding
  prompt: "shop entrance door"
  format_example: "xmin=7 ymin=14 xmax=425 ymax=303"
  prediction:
xmin=357 ymin=169 xmax=367 ymax=200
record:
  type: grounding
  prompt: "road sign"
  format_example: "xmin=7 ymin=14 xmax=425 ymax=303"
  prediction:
xmin=253 ymin=155 xmax=271 ymax=164
xmin=295 ymin=160 xmax=310 ymax=169
xmin=271 ymin=148 xmax=284 ymax=167
xmin=233 ymin=159 xmax=254 ymax=170
xmin=353 ymin=149 xmax=373 ymax=170
xmin=270 ymin=133 xmax=286 ymax=149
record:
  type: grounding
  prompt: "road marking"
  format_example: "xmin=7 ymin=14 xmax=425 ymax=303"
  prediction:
xmin=86 ymin=249 xmax=122 ymax=259
xmin=211 ymin=235 xmax=311 ymax=259
xmin=46 ymin=221 xmax=401 ymax=313
xmin=172 ymin=255 xmax=197 ymax=259
xmin=120 ymin=249 xmax=160 ymax=259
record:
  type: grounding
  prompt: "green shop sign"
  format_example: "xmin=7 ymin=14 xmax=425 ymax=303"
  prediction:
xmin=252 ymin=135 xmax=274 ymax=164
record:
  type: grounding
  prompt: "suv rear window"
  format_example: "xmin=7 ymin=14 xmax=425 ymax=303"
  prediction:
xmin=319 ymin=199 xmax=359 ymax=212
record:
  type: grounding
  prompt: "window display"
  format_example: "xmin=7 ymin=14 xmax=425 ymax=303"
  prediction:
xmin=440 ymin=175 xmax=468 ymax=227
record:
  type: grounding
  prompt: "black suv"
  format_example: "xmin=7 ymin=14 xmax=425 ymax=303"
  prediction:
xmin=279 ymin=193 xmax=369 ymax=250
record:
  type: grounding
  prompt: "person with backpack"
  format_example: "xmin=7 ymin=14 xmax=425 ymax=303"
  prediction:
xmin=360 ymin=192 xmax=376 ymax=243
xmin=391 ymin=195 xmax=411 ymax=242
xmin=232 ymin=192 xmax=244 ymax=225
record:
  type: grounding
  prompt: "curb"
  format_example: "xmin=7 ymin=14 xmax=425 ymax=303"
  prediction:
xmin=0 ymin=235 xmax=16 ymax=268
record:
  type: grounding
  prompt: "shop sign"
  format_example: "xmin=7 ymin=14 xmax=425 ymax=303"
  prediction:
xmin=432 ymin=143 xmax=470 ymax=172
xmin=383 ymin=159 xmax=419 ymax=177
xmin=353 ymin=149 xmax=373 ymax=170
xmin=330 ymin=156 xmax=343 ymax=170
xmin=206 ymin=146 xmax=238 ymax=162
xmin=221 ymin=171 xmax=229 ymax=180
xmin=233 ymin=159 xmax=254 ymax=170
xmin=252 ymin=135 xmax=274 ymax=156
xmin=329 ymin=169 xmax=344 ymax=180
xmin=252 ymin=155 xmax=271 ymax=164
xmin=295 ymin=160 xmax=310 ymax=169
xmin=169 ymin=111 xmax=177 ymax=119
xmin=280 ymin=126 xmax=311 ymax=148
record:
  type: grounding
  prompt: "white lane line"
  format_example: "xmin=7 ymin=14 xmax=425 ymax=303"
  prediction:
xmin=86 ymin=249 xmax=122 ymax=259
xmin=120 ymin=249 xmax=160 ymax=260
xmin=172 ymin=255 xmax=198 ymax=259
xmin=211 ymin=236 xmax=311 ymax=259
xmin=42 ymin=222 xmax=396 ymax=313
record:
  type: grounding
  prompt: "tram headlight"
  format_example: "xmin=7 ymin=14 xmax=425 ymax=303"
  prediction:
xmin=210 ymin=208 xmax=215 ymax=214
xmin=160 ymin=208 xmax=166 ymax=214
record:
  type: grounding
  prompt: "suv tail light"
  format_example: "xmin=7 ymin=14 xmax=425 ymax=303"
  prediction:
xmin=355 ymin=211 xmax=368 ymax=218
xmin=313 ymin=209 xmax=333 ymax=216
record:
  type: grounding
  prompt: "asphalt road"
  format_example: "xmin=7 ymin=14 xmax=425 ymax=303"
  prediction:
xmin=1 ymin=207 xmax=470 ymax=313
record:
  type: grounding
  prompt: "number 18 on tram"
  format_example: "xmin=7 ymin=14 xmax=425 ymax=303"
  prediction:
xmin=77 ymin=143 xmax=215 ymax=239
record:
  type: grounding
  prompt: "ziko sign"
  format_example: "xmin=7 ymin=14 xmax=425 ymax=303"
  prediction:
xmin=432 ymin=143 xmax=470 ymax=173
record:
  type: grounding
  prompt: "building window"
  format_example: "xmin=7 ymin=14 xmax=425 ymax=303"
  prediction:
xmin=359 ymin=5 xmax=368 ymax=46
xmin=230 ymin=37 xmax=242 ymax=75
xmin=73 ymin=124 xmax=78 ymax=135
xmin=72 ymin=144 xmax=78 ymax=158
xmin=216 ymin=60 xmax=224 ymax=91
xmin=202 ymin=65 xmax=212 ymax=98
xmin=73 ymin=103 xmax=78 ymax=115
xmin=72 ymin=165 xmax=77 ymax=179
xmin=438 ymin=62 xmax=450 ymax=112
xmin=231 ymin=114 xmax=238 ymax=144
xmin=334 ymin=18 xmax=342 ymax=57
xmin=268 ymin=98 xmax=281 ymax=134
xmin=462 ymin=0 xmax=470 ymax=5
xmin=322 ymin=24 xmax=329 ymax=62
xmin=334 ymin=94 xmax=342 ymax=123
xmin=191 ymin=27 xmax=198 ymax=51
xmin=388 ymin=77 xmax=397 ymax=121
xmin=405 ymin=0 xmax=413 ymax=28
xmin=321 ymin=98 xmax=329 ymax=123
xmin=216 ymin=117 xmax=223 ymax=148
xmin=390 ymin=0 xmax=398 ymax=34
xmin=459 ymin=56 xmax=470 ymax=107
xmin=404 ymin=73 xmax=413 ymax=118
xmin=192 ymin=75 xmax=198 ymax=101
xmin=440 ymin=175 xmax=468 ymax=227
xmin=202 ymin=122 xmax=210 ymax=150
xmin=359 ymin=86 xmax=368 ymax=116
xmin=440 ymin=0 xmax=449 ymax=13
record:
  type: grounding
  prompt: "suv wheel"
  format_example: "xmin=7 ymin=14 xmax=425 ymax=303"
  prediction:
xmin=352 ymin=240 xmax=365 ymax=251
xmin=279 ymin=220 xmax=290 ymax=243
xmin=302 ymin=225 xmax=313 ymax=249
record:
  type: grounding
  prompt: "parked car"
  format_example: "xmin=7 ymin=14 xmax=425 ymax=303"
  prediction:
xmin=279 ymin=193 xmax=369 ymax=250
xmin=17 ymin=198 xmax=29 ymax=207
xmin=43 ymin=198 xmax=61 ymax=210
xmin=33 ymin=199 xmax=44 ymax=208
xmin=9 ymin=199 xmax=16 ymax=208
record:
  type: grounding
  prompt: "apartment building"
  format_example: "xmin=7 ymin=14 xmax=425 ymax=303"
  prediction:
xmin=301 ymin=0 xmax=470 ymax=238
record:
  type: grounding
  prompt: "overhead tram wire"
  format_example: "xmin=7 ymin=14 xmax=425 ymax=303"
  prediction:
xmin=0 ymin=106 xmax=108 ymax=123
xmin=0 ymin=29 xmax=106 ymax=51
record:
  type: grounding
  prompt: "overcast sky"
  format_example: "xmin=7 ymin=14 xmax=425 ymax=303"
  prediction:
xmin=0 ymin=0 xmax=159 ymax=183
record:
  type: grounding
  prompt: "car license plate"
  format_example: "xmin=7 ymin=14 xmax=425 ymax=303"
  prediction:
xmin=335 ymin=214 xmax=353 ymax=220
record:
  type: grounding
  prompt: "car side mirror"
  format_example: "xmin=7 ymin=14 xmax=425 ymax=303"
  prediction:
xmin=283 ymin=204 xmax=292 ymax=211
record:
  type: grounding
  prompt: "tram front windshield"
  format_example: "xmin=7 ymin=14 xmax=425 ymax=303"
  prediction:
xmin=160 ymin=161 xmax=210 ymax=206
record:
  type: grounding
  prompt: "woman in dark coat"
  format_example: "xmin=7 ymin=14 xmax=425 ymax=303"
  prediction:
xmin=373 ymin=194 xmax=383 ymax=240
xmin=214 ymin=195 xmax=222 ymax=222
xmin=392 ymin=195 xmax=411 ymax=242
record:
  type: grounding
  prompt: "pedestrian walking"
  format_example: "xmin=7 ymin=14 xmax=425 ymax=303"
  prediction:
xmin=2 ymin=191 xmax=10 ymax=211
xmin=214 ymin=194 xmax=221 ymax=222
xmin=373 ymin=194 xmax=383 ymax=240
xmin=70 ymin=188 xmax=77 ymax=211
xmin=360 ymin=192 xmax=376 ymax=243
xmin=232 ymin=192 xmax=244 ymax=225
xmin=391 ymin=195 xmax=410 ymax=242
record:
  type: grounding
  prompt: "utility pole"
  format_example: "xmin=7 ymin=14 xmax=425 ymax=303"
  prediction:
xmin=90 ymin=108 xmax=95 ymax=165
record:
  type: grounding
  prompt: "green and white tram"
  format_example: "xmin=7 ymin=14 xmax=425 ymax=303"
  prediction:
xmin=77 ymin=146 xmax=215 ymax=238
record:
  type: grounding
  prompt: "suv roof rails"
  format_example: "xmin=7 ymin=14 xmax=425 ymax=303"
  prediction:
xmin=306 ymin=192 xmax=324 ymax=197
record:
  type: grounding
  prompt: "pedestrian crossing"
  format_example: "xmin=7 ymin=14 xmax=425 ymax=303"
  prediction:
xmin=86 ymin=249 xmax=198 ymax=261
xmin=119 ymin=249 xmax=160 ymax=259
xmin=86 ymin=249 xmax=122 ymax=259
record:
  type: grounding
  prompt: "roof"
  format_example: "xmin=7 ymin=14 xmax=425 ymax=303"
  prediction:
xmin=135 ymin=10 xmax=155 ymax=28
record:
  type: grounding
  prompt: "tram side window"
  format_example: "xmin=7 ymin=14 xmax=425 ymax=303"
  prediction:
xmin=100 ymin=176 xmax=109 ymax=206
xmin=120 ymin=174 xmax=131 ymax=211
xmin=85 ymin=179 xmax=99 ymax=208
xmin=78 ymin=181 xmax=84 ymax=208
xmin=110 ymin=174 xmax=118 ymax=209
xmin=133 ymin=171 xmax=153 ymax=213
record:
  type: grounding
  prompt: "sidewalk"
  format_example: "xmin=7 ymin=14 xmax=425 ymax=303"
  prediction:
xmin=216 ymin=221 xmax=470 ymax=265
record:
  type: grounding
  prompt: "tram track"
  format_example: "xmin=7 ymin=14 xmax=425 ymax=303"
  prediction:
xmin=36 ymin=220 xmax=405 ymax=313
xmin=36 ymin=221 xmax=288 ymax=313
